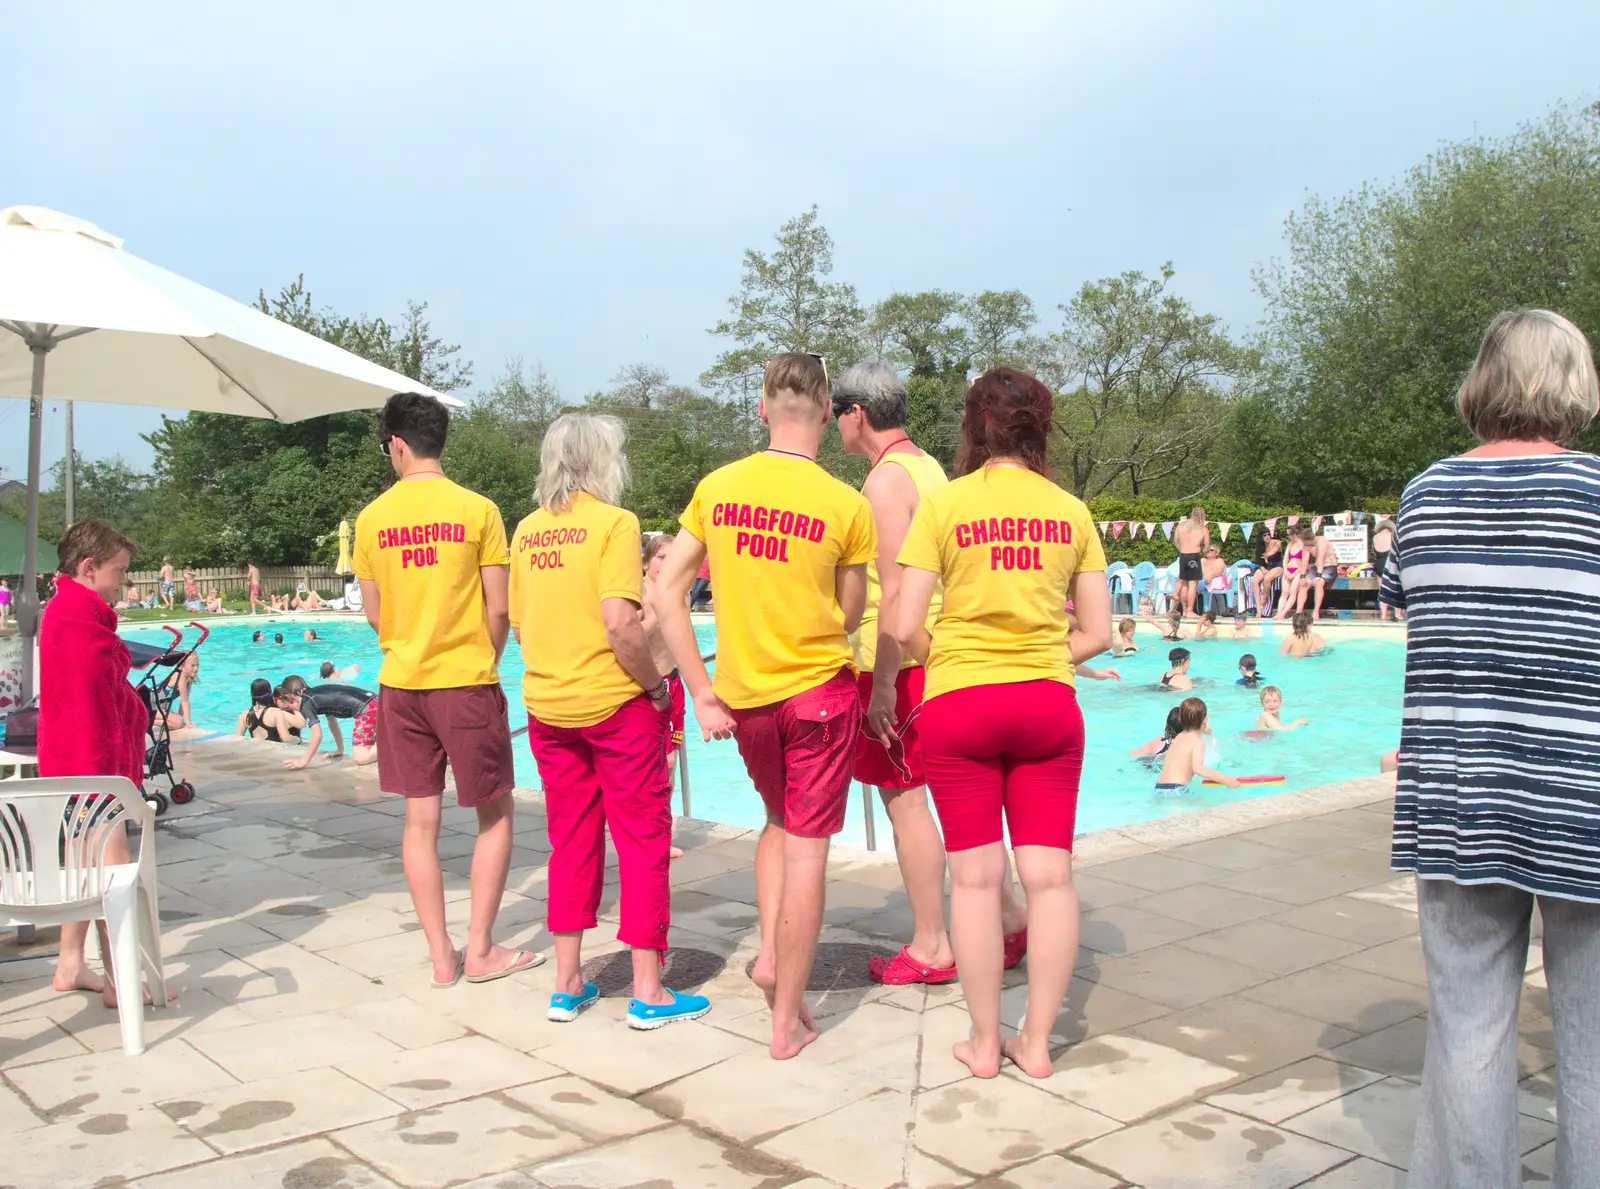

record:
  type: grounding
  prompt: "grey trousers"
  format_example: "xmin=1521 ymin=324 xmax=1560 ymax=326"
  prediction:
xmin=1411 ymin=877 xmax=1600 ymax=1189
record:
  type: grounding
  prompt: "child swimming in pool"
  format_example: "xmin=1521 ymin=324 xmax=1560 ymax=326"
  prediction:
xmin=1159 ymin=648 xmax=1192 ymax=691
xmin=1113 ymin=618 xmax=1140 ymax=656
xmin=1256 ymin=685 xmax=1308 ymax=731
xmin=1279 ymin=610 xmax=1327 ymax=658
xmin=1195 ymin=609 xmax=1219 ymax=639
xmin=1130 ymin=706 xmax=1184 ymax=758
xmin=1237 ymin=654 xmax=1262 ymax=687
xmin=1156 ymin=698 xmax=1241 ymax=793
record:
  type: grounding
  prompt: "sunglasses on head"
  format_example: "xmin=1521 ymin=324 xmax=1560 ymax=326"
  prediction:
xmin=807 ymin=352 xmax=829 ymax=388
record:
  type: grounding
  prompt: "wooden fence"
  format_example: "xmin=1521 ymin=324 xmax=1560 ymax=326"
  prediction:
xmin=126 ymin=565 xmax=345 ymax=600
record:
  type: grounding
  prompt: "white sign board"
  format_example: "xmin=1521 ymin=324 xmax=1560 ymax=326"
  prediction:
xmin=1320 ymin=524 xmax=1369 ymax=565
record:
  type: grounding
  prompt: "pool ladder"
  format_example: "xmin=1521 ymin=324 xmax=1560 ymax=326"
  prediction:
xmin=673 ymin=749 xmax=881 ymax=852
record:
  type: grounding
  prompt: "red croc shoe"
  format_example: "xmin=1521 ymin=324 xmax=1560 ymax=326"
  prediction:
xmin=1003 ymin=929 xmax=1028 ymax=970
xmin=868 ymin=945 xmax=959 ymax=986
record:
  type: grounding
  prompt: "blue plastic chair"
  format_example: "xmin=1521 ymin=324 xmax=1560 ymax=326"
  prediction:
xmin=1212 ymin=560 xmax=1255 ymax=615
xmin=1152 ymin=561 xmax=1180 ymax=613
xmin=1131 ymin=561 xmax=1156 ymax=612
xmin=1106 ymin=562 xmax=1134 ymax=614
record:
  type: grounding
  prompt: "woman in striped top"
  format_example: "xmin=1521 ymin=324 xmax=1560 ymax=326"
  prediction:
xmin=1383 ymin=309 xmax=1600 ymax=1188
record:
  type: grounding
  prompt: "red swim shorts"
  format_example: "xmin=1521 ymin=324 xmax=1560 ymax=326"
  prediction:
xmin=352 ymin=695 xmax=379 ymax=749
xmin=920 ymin=679 xmax=1085 ymax=853
xmin=730 ymin=667 xmax=859 ymax=839
xmin=853 ymin=667 xmax=926 ymax=790
xmin=375 ymin=683 xmax=514 ymax=808
xmin=666 ymin=673 xmax=686 ymax=742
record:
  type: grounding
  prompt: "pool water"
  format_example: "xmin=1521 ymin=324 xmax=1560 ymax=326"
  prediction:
xmin=124 ymin=618 xmax=1403 ymax=849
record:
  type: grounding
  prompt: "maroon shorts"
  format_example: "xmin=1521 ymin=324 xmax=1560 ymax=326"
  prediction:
xmin=920 ymin=679 xmax=1085 ymax=852
xmin=730 ymin=668 xmax=859 ymax=839
xmin=853 ymin=667 xmax=926 ymax=790
xmin=375 ymin=683 xmax=514 ymax=808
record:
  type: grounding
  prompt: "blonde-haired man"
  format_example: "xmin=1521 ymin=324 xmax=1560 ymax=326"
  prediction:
xmin=651 ymin=353 xmax=877 ymax=1060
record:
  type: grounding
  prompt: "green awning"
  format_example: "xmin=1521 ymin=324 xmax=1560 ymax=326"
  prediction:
xmin=0 ymin=511 xmax=53 ymax=577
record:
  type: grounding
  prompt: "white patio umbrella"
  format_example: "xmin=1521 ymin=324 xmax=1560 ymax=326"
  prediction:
xmin=0 ymin=205 xmax=465 ymax=704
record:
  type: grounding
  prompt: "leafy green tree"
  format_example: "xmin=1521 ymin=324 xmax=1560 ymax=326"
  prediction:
xmin=965 ymin=289 xmax=1042 ymax=371
xmin=1049 ymin=265 xmax=1253 ymax=499
xmin=701 ymin=206 xmax=866 ymax=404
xmin=871 ymin=290 xmax=971 ymax=377
xmin=1243 ymin=100 xmax=1600 ymax=505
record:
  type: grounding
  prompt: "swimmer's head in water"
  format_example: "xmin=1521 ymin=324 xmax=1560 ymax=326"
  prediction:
xmin=281 ymin=674 xmax=308 ymax=697
xmin=320 ymin=661 xmax=335 ymax=679
xmin=1239 ymin=653 xmax=1257 ymax=674
xmin=1169 ymin=647 xmax=1191 ymax=670
xmin=1202 ymin=610 xmax=1217 ymax=624
xmin=1178 ymin=696 xmax=1207 ymax=732
xmin=1163 ymin=705 xmax=1183 ymax=739
xmin=304 ymin=629 xmax=318 ymax=641
xmin=249 ymin=677 xmax=272 ymax=704
xmin=1168 ymin=606 xmax=1183 ymax=624
xmin=1260 ymin=685 xmax=1284 ymax=712
xmin=273 ymin=633 xmax=284 ymax=644
xmin=1118 ymin=618 xmax=1136 ymax=638
xmin=252 ymin=630 xmax=264 ymax=643
xmin=1292 ymin=611 xmax=1313 ymax=637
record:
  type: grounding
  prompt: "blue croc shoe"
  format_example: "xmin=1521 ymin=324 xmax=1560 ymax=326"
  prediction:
xmin=627 ymin=988 xmax=711 ymax=1030
xmin=547 ymin=983 xmax=599 ymax=1023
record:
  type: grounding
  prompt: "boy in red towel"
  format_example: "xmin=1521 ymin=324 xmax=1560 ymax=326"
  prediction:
xmin=41 ymin=520 xmax=152 ymax=1008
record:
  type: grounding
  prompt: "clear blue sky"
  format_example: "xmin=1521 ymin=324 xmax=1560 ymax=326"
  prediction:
xmin=3 ymin=1 xmax=1597 ymax=482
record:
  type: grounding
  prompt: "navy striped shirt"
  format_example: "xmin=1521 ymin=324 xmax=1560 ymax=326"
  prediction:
xmin=1383 ymin=452 xmax=1600 ymax=902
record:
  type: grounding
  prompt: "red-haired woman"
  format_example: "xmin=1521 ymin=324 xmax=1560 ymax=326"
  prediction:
xmin=892 ymin=366 xmax=1111 ymax=1079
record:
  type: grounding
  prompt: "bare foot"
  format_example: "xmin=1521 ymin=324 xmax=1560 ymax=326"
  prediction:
xmin=431 ymin=944 xmax=464 ymax=985
xmin=463 ymin=943 xmax=528 ymax=981
xmin=770 ymin=1010 xmax=821 ymax=1060
xmin=53 ymin=966 xmax=107 ymax=996
xmin=102 ymin=981 xmax=179 ymax=1009
xmin=953 ymin=1036 xmax=1001 ymax=1079
xmin=669 ymin=846 xmax=684 ymax=860
xmin=1003 ymin=1034 xmax=1054 ymax=1079
xmin=749 ymin=954 xmax=776 ymax=1008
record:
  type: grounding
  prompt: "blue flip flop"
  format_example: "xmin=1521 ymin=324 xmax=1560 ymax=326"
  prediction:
xmin=547 ymin=982 xmax=599 ymax=1023
xmin=627 ymin=988 xmax=711 ymax=1030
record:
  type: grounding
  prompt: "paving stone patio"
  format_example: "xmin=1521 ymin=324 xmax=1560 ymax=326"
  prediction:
xmin=0 ymin=738 xmax=1560 ymax=1189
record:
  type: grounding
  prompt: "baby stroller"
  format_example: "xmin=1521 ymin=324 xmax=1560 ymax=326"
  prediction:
xmin=127 ymin=621 xmax=209 ymax=816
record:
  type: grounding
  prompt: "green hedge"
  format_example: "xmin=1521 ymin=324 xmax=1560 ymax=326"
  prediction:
xmin=1085 ymin=496 xmax=1399 ymax=566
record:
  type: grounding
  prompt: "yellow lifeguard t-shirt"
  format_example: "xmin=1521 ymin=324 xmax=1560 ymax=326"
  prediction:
xmin=509 ymin=494 xmax=645 ymax=728
xmin=680 ymin=453 xmax=877 ymax=709
xmin=896 ymin=464 xmax=1106 ymax=701
xmin=854 ymin=450 xmax=948 ymax=672
xmin=353 ymin=476 xmax=509 ymax=690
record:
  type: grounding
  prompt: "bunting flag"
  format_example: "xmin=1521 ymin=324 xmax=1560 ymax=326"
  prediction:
xmin=1287 ymin=515 xmax=1300 ymax=527
xmin=1240 ymin=521 xmax=1254 ymax=541
xmin=1219 ymin=522 xmax=1233 ymax=541
xmin=1161 ymin=521 xmax=1176 ymax=540
xmin=1312 ymin=516 xmax=1323 ymax=532
xmin=1334 ymin=511 xmax=1352 ymax=526
xmin=1097 ymin=521 xmax=1109 ymax=536
xmin=1143 ymin=522 xmax=1157 ymax=539
xmin=1264 ymin=517 xmax=1279 ymax=534
xmin=1111 ymin=520 xmax=1126 ymax=539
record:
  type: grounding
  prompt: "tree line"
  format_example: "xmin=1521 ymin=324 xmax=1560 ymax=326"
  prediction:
xmin=7 ymin=98 xmax=1598 ymax=567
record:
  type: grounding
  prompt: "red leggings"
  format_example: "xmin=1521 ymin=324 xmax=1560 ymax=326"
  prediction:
xmin=528 ymin=694 xmax=672 ymax=950
xmin=919 ymin=680 xmax=1085 ymax=852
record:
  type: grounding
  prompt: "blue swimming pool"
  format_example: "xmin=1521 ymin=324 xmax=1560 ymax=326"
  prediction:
xmin=124 ymin=617 xmax=1403 ymax=848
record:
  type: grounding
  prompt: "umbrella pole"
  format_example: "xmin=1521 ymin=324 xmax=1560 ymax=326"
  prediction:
xmin=63 ymin=400 xmax=74 ymax=525
xmin=18 ymin=340 xmax=47 ymax=706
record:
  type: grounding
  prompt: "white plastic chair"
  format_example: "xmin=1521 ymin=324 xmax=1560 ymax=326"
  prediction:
xmin=0 ymin=777 xmax=166 ymax=1055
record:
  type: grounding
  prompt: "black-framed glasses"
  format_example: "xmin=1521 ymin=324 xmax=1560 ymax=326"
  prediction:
xmin=831 ymin=395 xmax=858 ymax=419
xmin=379 ymin=436 xmax=393 ymax=457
